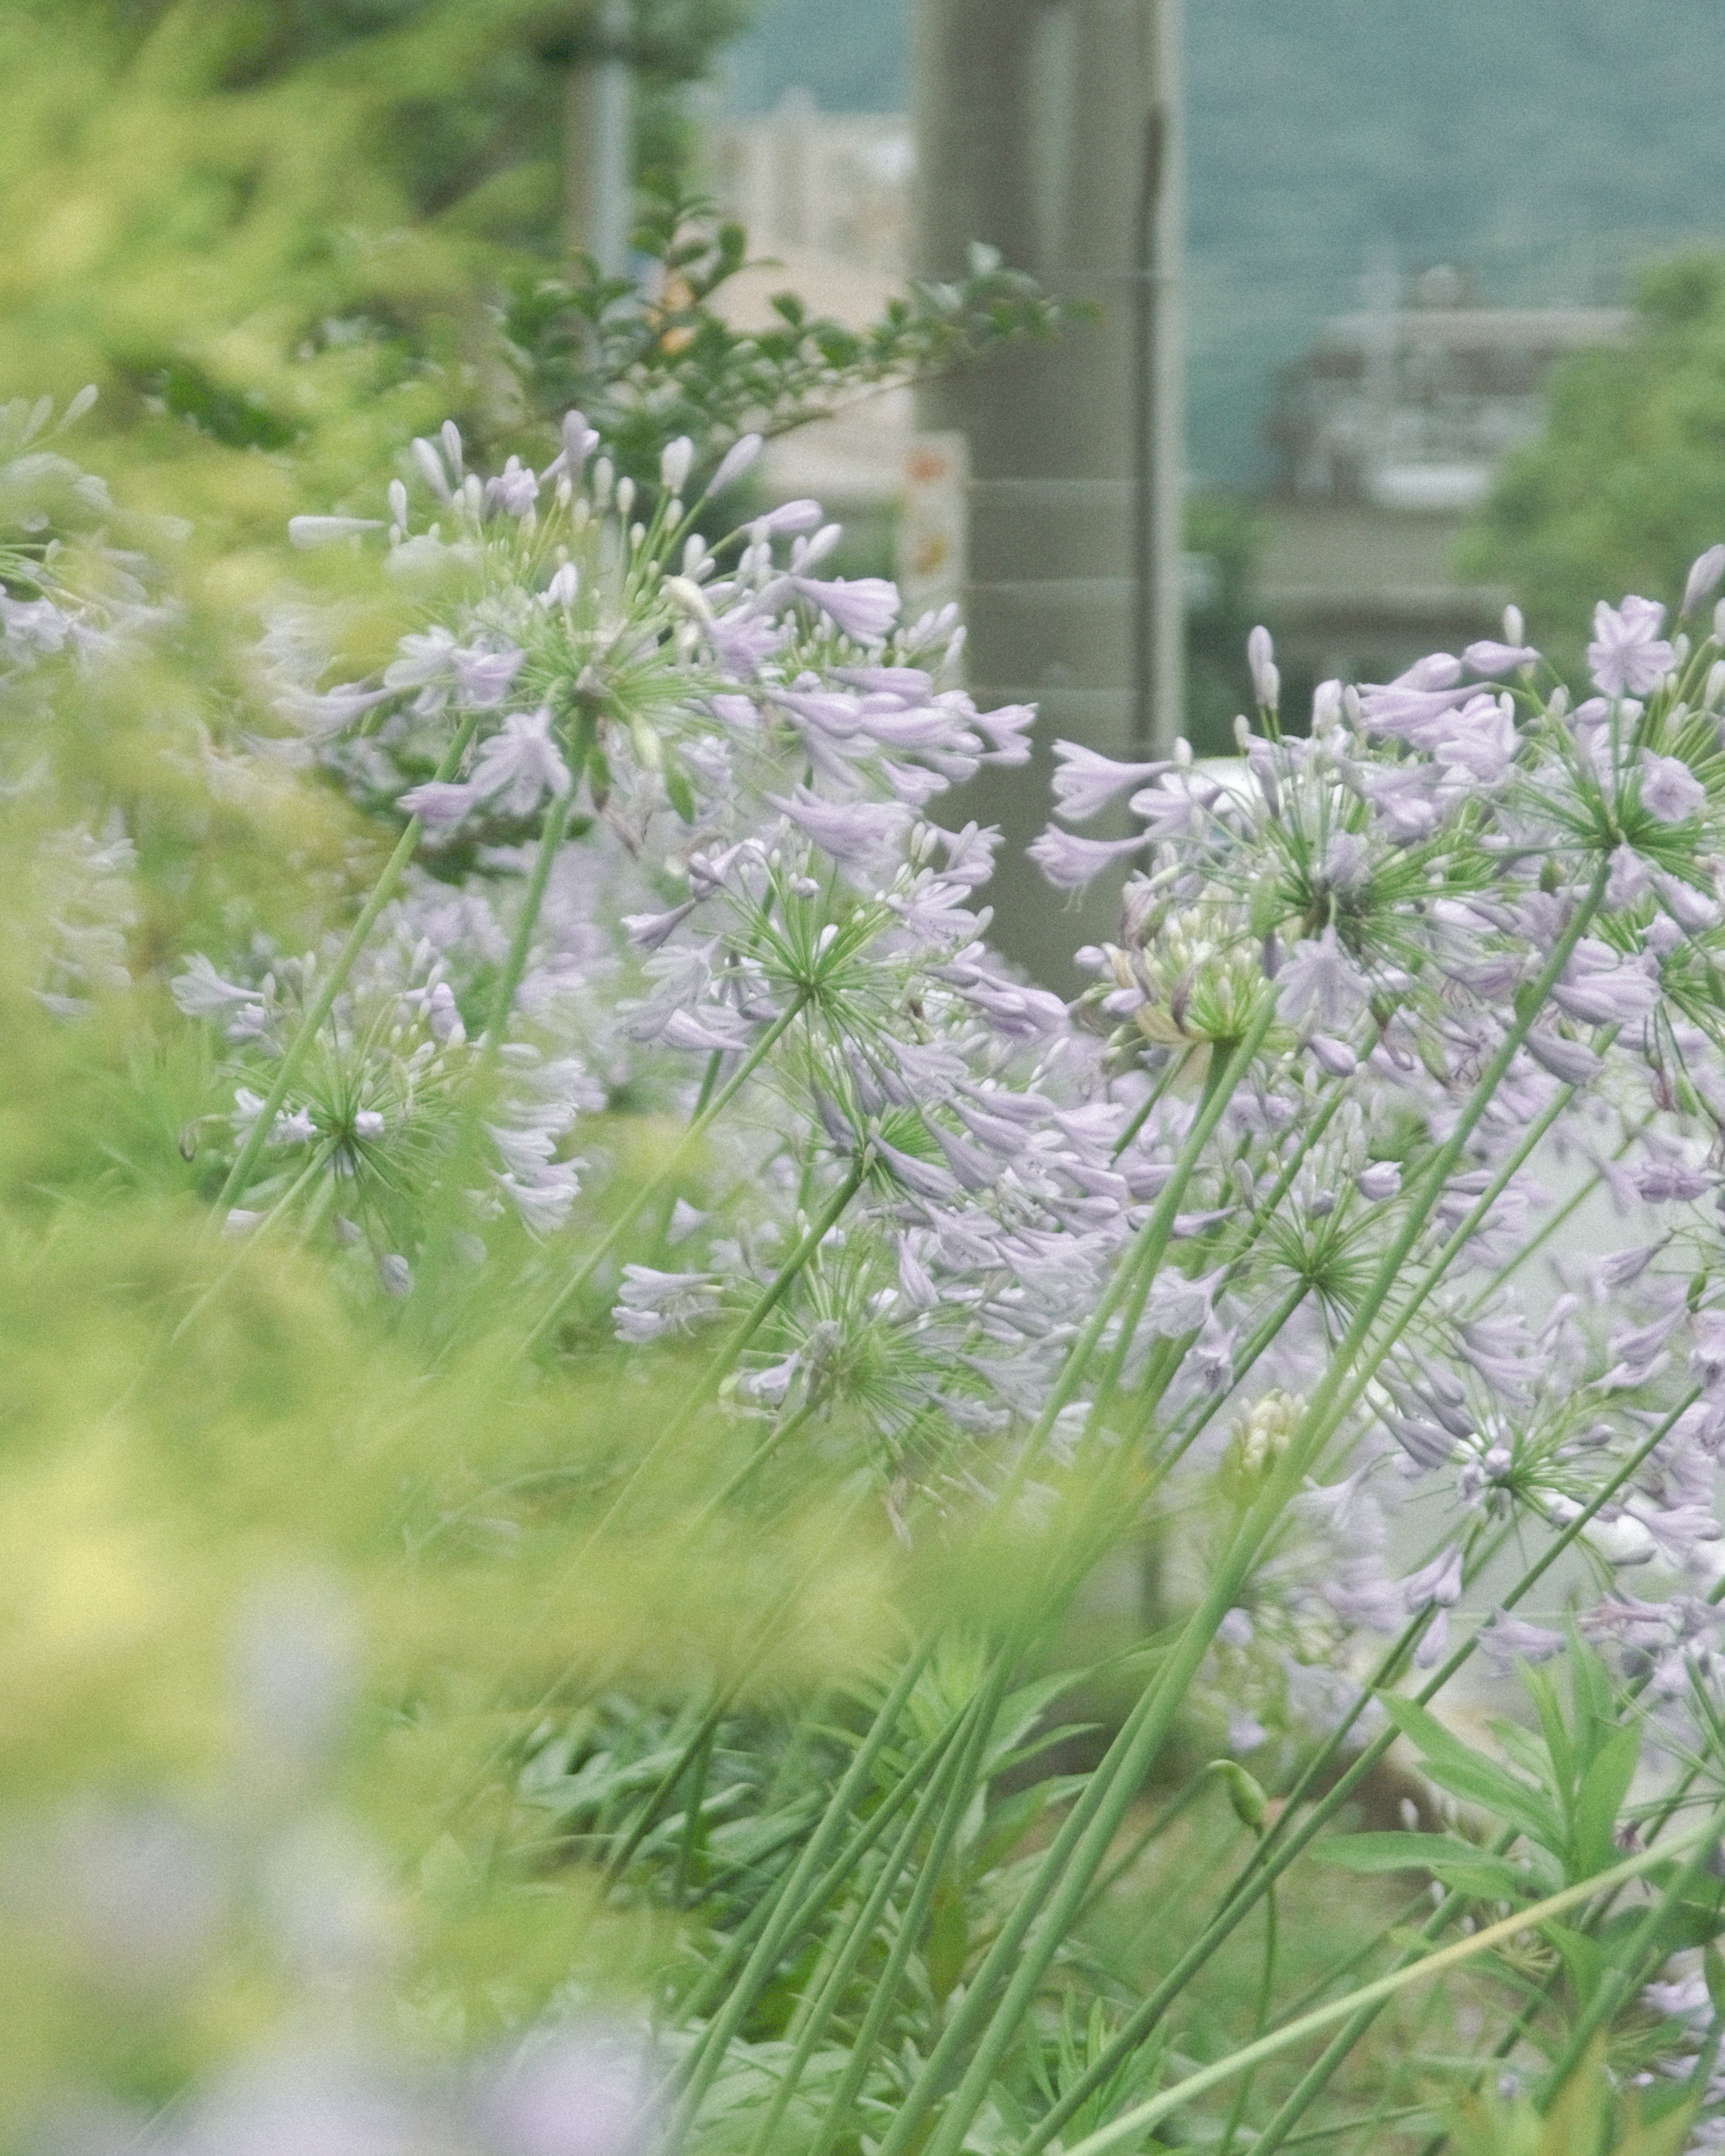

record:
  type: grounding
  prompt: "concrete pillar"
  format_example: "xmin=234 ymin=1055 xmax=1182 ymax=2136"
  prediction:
xmin=912 ymin=0 xmax=1183 ymax=988
xmin=565 ymin=0 xmax=633 ymax=274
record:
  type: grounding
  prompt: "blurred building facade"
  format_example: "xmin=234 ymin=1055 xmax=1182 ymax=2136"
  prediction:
xmin=706 ymin=90 xmax=913 ymax=274
xmin=1256 ymin=267 xmax=1631 ymax=689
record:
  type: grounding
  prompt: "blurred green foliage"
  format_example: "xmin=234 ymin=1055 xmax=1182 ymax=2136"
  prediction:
xmin=0 ymin=0 xmax=748 ymax=561
xmin=1461 ymin=255 xmax=1725 ymax=664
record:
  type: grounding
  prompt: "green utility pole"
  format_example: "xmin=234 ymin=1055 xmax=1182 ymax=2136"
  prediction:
xmin=912 ymin=0 xmax=1183 ymax=988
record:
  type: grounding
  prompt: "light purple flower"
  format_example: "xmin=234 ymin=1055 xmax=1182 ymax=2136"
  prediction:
xmin=476 ymin=2025 xmax=662 ymax=2156
xmin=453 ymin=645 xmax=526 ymax=708
xmin=760 ymin=498 xmax=822 ymax=534
xmin=1402 ymin=1546 xmax=1464 ymax=1611
xmin=1306 ymin=1033 xmax=1358 ymax=1077
xmin=486 ymin=456 xmax=540 ymax=517
xmin=708 ymin=605 xmax=788 ymax=677
xmin=1028 ymin=826 xmax=1148 ymax=892
xmin=793 ymin=574 xmax=901 ymax=642
xmin=773 ymin=786 xmax=912 ymax=878
xmin=1639 ymin=750 xmax=1705 ymax=824
xmin=1588 ymin=596 xmax=1675 ymax=698
xmin=1523 ymin=1029 xmax=1602 ymax=1085
xmin=875 ymin=1139 xmax=960 ymax=1204
xmin=1144 ymin=1265 xmax=1223 ymax=1339
xmin=973 ymin=700 xmax=1036 ymax=764
xmin=660 ymin=436 xmax=694 ymax=496
xmin=1463 ymin=638 xmax=1540 ymax=676
xmin=659 ymin=1005 xmax=757 ymax=1053
xmin=1275 ymin=926 xmax=1370 ymax=1034
xmin=1050 ymin=741 xmax=1171 ymax=823
xmin=273 ymin=680 xmax=392 ymax=739
xmin=615 ymin=1266 xmax=722 ymax=1343
xmin=464 ymin=709 xmax=572 ymax=818
xmin=172 ymin=954 xmax=260 ymax=1019
xmin=398 ymin=778 xmax=479 ymax=826
xmin=1477 ymin=1611 xmax=1566 ymax=1671
xmin=1549 ymin=940 xmax=1660 ymax=1026
xmin=1606 ymin=844 xmax=1650 ymax=909
xmin=1638 ymin=1161 xmax=1712 ymax=1202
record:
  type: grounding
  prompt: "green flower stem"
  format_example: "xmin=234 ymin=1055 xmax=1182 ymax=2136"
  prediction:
xmin=668 ymin=1682 xmax=965 ymax=2029
xmin=573 ymin=1155 xmax=868 ymax=1552
xmin=165 ymin=1140 xmax=341 ymax=1351
xmin=672 ymin=1155 xmax=869 ymax=1430
xmin=1001 ymin=1005 xmax=1278 ymax=1497
xmin=1536 ymin=1803 xmax=1725 ymax=2100
xmin=1242 ymin=1824 xmax=1519 ymax=2156
xmin=1088 ymin=1061 xmax=1358 ymax=1447
xmin=1124 ymin=1279 xmax=1309 ymax=1483
xmin=1019 ymin=1387 xmax=1695 ymax=2156
xmin=1052 ymin=1819 xmax=1722 ymax=2156
xmin=1107 ymin=1045 xmax=1196 ymax=1161
xmin=690 ymin=1398 xmax=820 ymax=1529
xmin=520 ymin=987 xmax=813 ymax=1355
xmin=892 ymin=871 xmax=1610 ymax=2156
xmin=1216 ymin=1882 xmax=1278 ymax=2156
xmin=212 ymin=707 xmax=485 ymax=1220
xmin=600 ymin=1692 xmax=734 ymax=1891
xmin=801 ymin=1662 xmax=1015 ymax=2156
xmin=1460 ymin=1075 xmax=1634 ymax=1320
xmin=739 ymin=1659 xmax=1013 ymax=2156
xmin=666 ymin=1641 xmax=941 ymax=2109
xmin=482 ymin=717 xmax=594 ymax=1051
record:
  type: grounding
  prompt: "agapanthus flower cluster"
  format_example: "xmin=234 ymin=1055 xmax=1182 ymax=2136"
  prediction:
xmin=164 ymin=426 xmax=1725 ymax=1770
xmin=26 ymin=394 xmax=1725 ymax=2143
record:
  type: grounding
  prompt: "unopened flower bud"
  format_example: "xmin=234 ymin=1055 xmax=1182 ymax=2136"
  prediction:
xmin=660 ymin=436 xmax=694 ymax=497
xmin=1247 ymin=624 xmax=1278 ymax=708
xmin=708 ymin=433 xmax=763 ymax=494
xmin=440 ymin=419 xmax=464 ymax=481
xmin=1706 ymin=660 xmax=1725 ymax=710
xmin=1232 ymin=713 xmax=1251 ymax=751
xmin=615 ymin=476 xmax=636 ymax=522
xmin=1684 ymin=544 xmax=1725 ymax=619
xmin=663 ymin=574 xmax=712 ymax=622
xmin=1213 ymin=1758 xmax=1270 ymax=1833
xmin=1502 ymin=602 xmax=1525 ymax=645
xmin=762 ymin=497 xmax=822 ymax=534
xmin=288 ymin=515 xmax=385 ymax=549
xmin=387 ymin=479 xmax=407 ymax=529
xmin=411 ymin=436 xmax=451 ymax=500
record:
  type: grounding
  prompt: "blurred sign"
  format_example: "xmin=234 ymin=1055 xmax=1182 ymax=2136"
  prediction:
xmin=897 ymin=431 xmax=969 ymax=632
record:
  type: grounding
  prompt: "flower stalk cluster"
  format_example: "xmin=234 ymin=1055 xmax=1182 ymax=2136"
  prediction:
xmin=17 ymin=393 xmax=1725 ymax=2155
